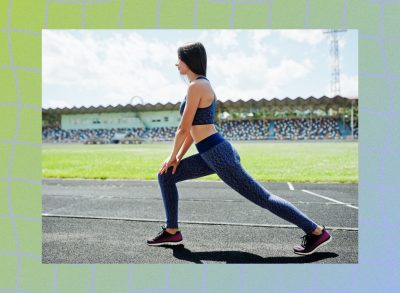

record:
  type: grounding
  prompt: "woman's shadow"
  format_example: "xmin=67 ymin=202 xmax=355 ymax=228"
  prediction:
xmin=156 ymin=244 xmax=338 ymax=264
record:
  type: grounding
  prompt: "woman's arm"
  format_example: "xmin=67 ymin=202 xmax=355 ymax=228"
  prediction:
xmin=176 ymin=133 xmax=194 ymax=160
xmin=168 ymin=83 xmax=201 ymax=159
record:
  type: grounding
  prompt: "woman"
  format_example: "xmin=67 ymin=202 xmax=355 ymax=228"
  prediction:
xmin=147 ymin=42 xmax=332 ymax=256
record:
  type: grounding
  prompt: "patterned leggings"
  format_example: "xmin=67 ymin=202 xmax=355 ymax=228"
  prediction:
xmin=157 ymin=138 xmax=318 ymax=234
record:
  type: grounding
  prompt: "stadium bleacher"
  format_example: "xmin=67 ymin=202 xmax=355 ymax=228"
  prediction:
xmin=42 ymin=117 xmax=357 ymax=143
xmin=142 ymin=127 xmax=177 ymax=141
xmin=216 ymin=120 xmax=269 ymax=141
xmin=273 ymin=118 xmax=341 ymax=140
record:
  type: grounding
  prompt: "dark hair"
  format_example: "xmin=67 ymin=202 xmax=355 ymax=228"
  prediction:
xmin=177 ymin=42 xmax=207 ymax=76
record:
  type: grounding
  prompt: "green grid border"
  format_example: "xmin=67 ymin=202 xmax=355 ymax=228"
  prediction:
xmin=1 ymin=0 xmax=399 ymax=292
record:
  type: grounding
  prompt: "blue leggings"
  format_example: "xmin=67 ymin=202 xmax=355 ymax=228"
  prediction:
xmin=157 ymin=133 xmax=318 ymax=234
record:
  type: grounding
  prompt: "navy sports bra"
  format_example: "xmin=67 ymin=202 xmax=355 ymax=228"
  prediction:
xmin=179 ymin=76 xmax=216 ymax=125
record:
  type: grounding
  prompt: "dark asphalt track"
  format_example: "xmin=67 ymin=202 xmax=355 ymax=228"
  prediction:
xmin=42 ymin=179 xmax=358 ymax=264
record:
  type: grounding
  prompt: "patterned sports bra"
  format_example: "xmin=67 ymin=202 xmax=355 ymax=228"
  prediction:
xmin=179 ymin=76 xmax=216 ymax=125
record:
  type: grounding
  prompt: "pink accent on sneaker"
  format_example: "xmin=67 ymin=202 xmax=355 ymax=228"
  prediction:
xmin=147 ymin=226 xmax=183 ymax=246
xmin=293 ymin=227 xmax=332 ymax=255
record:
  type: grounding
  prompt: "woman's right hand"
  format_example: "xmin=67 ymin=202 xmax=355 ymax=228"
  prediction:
xmin=159 ymin=155 xmax=181 ymax=175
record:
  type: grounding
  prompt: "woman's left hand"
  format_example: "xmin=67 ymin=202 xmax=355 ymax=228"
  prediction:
xmin=159 ymin=155 xmax=177 ymax=175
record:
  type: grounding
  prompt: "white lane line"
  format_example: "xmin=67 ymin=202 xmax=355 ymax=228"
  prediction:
xmin=302 ymin=189 xmax=358 ymax=210
xmin=42 ymin=213 xmax=358 ymax=231
xmin=287 ymin=182 xmax=294 ymax=190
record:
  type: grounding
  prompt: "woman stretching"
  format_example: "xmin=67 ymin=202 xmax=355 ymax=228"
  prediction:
xmin=147 ymin=42 xmax=332 ymax=255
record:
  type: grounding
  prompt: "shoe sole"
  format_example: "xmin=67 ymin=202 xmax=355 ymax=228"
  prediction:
xmin=293 ymin=235 xmax=332 ymax=256
xmin=147 ymin=240 xmax=183 ymax=246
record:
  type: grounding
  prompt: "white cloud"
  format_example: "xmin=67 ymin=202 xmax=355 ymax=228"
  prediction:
xmin=340 ymin=74 xmax=358 ymax=97
xmin=269 ymin=57 xmax=313 ymax=81
xmin=248 ymin=30 xmax=275 ymax=54
xmin=249 ymin=30 xmax=271 ymax=44
xmin=209 ymin=50 xmax=313 ymax=100
xmin=280 ymin=30 xmax=327 ymax=45
xmin=43 ymin=30 xmax=183 ymax=108
xmin=43 ymin=30 xmax=356 ymax=107
xmin=211 ymin=30 xmax=239 ymax=49
xmin=323 ymin=74 xmax=358 ymax=97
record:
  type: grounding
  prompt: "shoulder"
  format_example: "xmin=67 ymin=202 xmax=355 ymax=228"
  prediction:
xmin=189 ymin=78 xmax=211 ymax=91
xmin=187 ymin=81 xmax=205 ymax=96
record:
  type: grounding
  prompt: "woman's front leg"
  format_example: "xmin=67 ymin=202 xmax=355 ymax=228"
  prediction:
xmin=157 ymin=153 xmax=215 ymax=228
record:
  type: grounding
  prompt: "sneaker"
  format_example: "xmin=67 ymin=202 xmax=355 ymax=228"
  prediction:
xmin=147 ymin=225 xmax=183 ymax=246
xmin=293 ymin=226 xmax=332 ymax=255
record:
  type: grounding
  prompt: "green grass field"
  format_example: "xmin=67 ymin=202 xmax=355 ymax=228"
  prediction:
xmin=42 ymin=141 xmax=358 ymax=183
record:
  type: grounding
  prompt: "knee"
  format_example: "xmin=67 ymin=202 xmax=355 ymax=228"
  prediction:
xmin=157 ymin=171 xmax=166 ymax=184
xmin=157 ymin=167 xmax=174 ymax=184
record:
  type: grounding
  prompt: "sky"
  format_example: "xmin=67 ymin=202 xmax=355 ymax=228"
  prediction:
xmin=42 ymin=29 xmax=358 ymax=109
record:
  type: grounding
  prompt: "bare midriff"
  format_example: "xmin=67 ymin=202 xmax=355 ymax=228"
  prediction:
xmin=190 ymin=124 xmax=218 ymax=144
